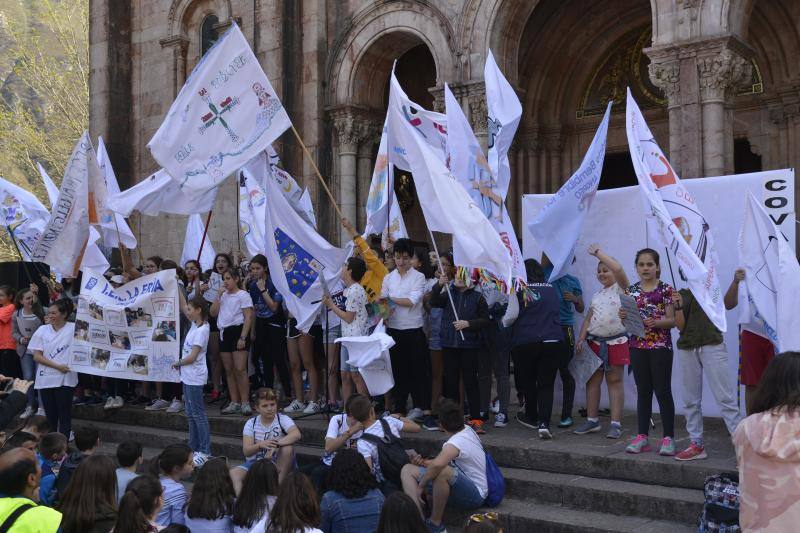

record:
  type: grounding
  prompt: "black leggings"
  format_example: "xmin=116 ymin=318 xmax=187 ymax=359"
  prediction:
xmin=253 ymin=318 xmax=291 ymax=392
xmin=387 ymin=328 xmax=431 ymax=413
xmin=630 ymin=347 xmax=675 ymax=437
xmin=557 ymin=326 xmax=576 ymax=420
xmin=443 ymin=347 xmax=481 ymax=420
xmin=40 ymin=386 xmax=74 ymax=438
xmin=511 ymin=342 xmax=562 ymax=427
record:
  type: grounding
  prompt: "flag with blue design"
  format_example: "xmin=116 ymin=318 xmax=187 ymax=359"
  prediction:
xmin=263 ymin=170 xmax=348 ymax=332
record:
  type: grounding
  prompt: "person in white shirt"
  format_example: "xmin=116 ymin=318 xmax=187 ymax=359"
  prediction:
xmin=324 ymin=257 xmax=370 ymax=403
xmin=29 ymin=299 xmax=78 ymax=439
xmin=210 ymin=269 xmax=254 ymax=416
xmin=379 ymin=238 xmax=436 ymax=430
xmin=173 ymin=291 xmax=212 ymax=465
xmin=308 ymin=393 xmax=365 ymax=492
xmin=401 ymin=399 xmax=488 ymax=533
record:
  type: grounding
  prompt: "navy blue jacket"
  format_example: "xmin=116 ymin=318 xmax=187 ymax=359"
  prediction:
xmin=430 ymin=282 xmax=490 ymax=349
xmin=510 ymin=283 xmax=564 ymax=348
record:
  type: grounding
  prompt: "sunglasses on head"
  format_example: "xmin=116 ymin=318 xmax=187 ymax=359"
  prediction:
xmin=466 ymin=511 xmax=500 ymax=526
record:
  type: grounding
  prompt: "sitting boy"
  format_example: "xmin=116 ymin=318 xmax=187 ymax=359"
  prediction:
xmin=115 ymin=441 xmax=143 ymax=503
xmin=37 ymin=432 xmax=67 ymax=506
xmin=401 ymin=399 xmax=489 ymax=533
xmin=309 ymin=394 xmax=365 ymax=492
xmin=230 ymin=387 xmax=301 ymax=494
xmin=55 ymin=426 xmax=100 ymax=503
xmin=350 ymin=394 xmax=419 ymax=492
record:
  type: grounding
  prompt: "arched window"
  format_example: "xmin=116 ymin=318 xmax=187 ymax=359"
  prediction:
xmin=201 ymin=15 xmax=219 ymax=56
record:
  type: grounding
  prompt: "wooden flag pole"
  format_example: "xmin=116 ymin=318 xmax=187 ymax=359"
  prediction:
xmin=428 ymin=229 xmax=465 ymax=341
xmin=197 ymin=211 xmax=213 ymax=263
xmin=289 ymin=124 xmax=344 ymax=220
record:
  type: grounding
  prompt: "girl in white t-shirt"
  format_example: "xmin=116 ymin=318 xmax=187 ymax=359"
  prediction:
xmin=173 ymin=292 xmax=212 ymax=465
xmin=210 ymin=269 xmax=254 ymax=416
xmin=575 ymin=244 xmax=630 ymax=438
xmin=30 ymin=299 xmax=78 ymax=438
xmin=200 ymin=253 xmax=233 ymax=402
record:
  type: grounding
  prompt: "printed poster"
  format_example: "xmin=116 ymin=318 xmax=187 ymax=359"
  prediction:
xmin=70 ymin=269 xmax=181 ymax=382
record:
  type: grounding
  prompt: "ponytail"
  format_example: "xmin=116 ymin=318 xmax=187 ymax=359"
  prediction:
xmin=149 ymin=443 xmax=192 ymax=477
xmin=115 ymin=475 xmax=163 ymax=533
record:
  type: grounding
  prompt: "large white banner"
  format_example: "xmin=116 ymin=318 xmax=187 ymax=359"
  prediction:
xmin=148 ymin=24 xmax=290 ymax=191
xmin=522 ymin=169 xmax=796 ymax=416
xmin=362 ymin=122 xmax=408 ymax=244
xmin=70 ymin=269 xmax=181 ymax=382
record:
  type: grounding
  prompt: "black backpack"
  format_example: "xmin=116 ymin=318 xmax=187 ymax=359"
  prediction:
xmin=360 ymin=418 xmax=409 ymax=486
xmin=699 ymin=473 xmax=740 ymax=532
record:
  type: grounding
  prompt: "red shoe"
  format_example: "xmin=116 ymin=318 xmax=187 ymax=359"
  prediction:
xmin=467 ymin=419 xmax=486 ymax=434
xmin=209 ymin=389 xmax=221 ymax=403
xmin=675 ymin=442 xmax=707 ymax=461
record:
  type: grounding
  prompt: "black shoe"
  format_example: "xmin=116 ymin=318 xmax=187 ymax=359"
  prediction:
xmin=515 ymin=411 xmax=537 ymax=430
xmin=421 ymin=415 xmax=440 ymax=431
xmin=538 ymin=423 xmax=553 ymax=440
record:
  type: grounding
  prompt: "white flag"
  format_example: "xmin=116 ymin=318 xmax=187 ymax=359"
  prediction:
xmin=626 ymin=89 xmax=725 ymax=331
xmin=739 ymin=191 xmax=800 ymax=351
xmin=529 ymin=103 xmax=610 ymax=282
xmin=0 ymin=177 xmax=51 ymax=260
xmin=36 ymin=163 xmax=60 ymax=209
xmin=148 ymin=24 xmax=291 ymax=191
xmin=107 ymin=169 xmax=218 ymax=217
xmin=263 ymin=171 xmax=348 ymax=333
xmin=336 ymin=320 xmax=395 ymax=396
xmin=31 ymin=135 xmax=91 ymax=278
xmin=362 ymin=122 xmax=407 ymax=243
xmin=181 ymin=214 xmax=216 ymax=271
xmin=386 ymin=72 xmax=513 ymax=285
xmin=243 ymin=148 xmax=316 ymax=228
xmin=238 ymin=169 xmax=267 ymax=257
xmin=444 ymin=83 xmax=525 ymax=282
xmin=484 ymin=49 xmax=522 ymax=200
xmin=80 ymin=226 xmax=110 ymax=273
xmin=298 ymin=189 xmax=316 ymax=230
xmin=96 ymin=137 xmax=138 ymax=248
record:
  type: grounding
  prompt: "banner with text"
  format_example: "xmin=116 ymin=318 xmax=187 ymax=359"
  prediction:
xmin=70 ymin=269 xmax=181 ymax=382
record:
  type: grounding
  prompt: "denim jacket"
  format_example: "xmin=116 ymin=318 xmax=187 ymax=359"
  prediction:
xmin=320 ymin=488 xmax=384 ymax=533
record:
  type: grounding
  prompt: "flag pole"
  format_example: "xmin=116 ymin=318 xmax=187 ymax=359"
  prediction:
xmin=386 ymin=163 xmax=393 ymax=244
xmin=428 ymin=229 xmax=465 ymax=341
xmin=5 ymin=226 xmax=38 ymax=283
xmin=235 ymin=174 xmax=242 ymax=252
xmin=197 ymin=211 xmax=213 ymax=263
xmin=289 ymin=124 xmax=344 ymax=220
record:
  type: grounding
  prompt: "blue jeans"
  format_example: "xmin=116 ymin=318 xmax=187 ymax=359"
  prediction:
xmin=183 ymin=384 xmax=210 ymax=454
xmin=419 ymin=466 xmax=484 ymax=509
xmin=19 ymin=353 xmax=37 ymax=408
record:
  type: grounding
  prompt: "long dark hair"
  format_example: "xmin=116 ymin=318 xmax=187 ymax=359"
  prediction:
xmin=115 ymin=475 xmax=163 ymax=533
xmin=14 ymin=289 xmax=44 ymax=322
xmin=213 ymin=253 xmax=233 ymax=274
xmin=150 ymin=443 xmax=192 ymax=477
xmin=413 ymin=247 xmax=434 ymax=279
xmin=58 ymin=454 xmax=117 ymax=533
xmin=186 ymin=457 xmax=235 ymax=520
xmin=634 ymin=248 xmax=661 ymax=278
xmin=326 ymin=448 xmax=378 ymax=499
xmin=750 ymin=352 xmax=800 ymax=415
xmin=267 ymin=472 xmax=319 ymax=532
xmin=376 ymin=492 xmax=428 ymax=533
xmin=232 ymin=459 xmax=279 ymax=528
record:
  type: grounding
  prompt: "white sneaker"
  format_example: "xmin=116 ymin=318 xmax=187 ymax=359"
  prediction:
xmin=145 ymin=398 xmax=170 ymax=411
xmin=407 ymin=408 xmax=424 ymax=421
xmin=283 ymin=399 xmax=306 ymax=413
xmin=103 ymin=397 xmax=116 ymax=410
xmin=166 ymin=398 xmax=184 ymax=413
xmin=303 ymin=401 xmax=321 ymax=414
xmin=19 ymin=406 xmax=35 ymax=419
xmin=113 ymin=396 xmax=125 ymax=408
xmin=193 ymin=452 xmax=210 ymax=467
xmin=36 ymin=408 xmax=45 ymax=416
xmin=490 ymin=398 xmax=500 ymax=414
xmin=241 ymin=403 xmax=253 ymax=416
xmin=494 ymin=412 xmax=508 ymax=428
xmin=68 ymin=431 xmax=75 ymax=442
xmin=221 ymin=402 xmax=241 ymax=415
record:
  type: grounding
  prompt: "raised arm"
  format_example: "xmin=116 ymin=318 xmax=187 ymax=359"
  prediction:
xmin=724 ymin=269 xmax=744 ymax=310
xmin=588 ymin=243 xmax=629 ymax=288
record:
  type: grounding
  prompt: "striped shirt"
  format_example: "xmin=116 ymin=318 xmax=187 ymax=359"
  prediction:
xmin=156 ymin=476 xmax=187 ymax=526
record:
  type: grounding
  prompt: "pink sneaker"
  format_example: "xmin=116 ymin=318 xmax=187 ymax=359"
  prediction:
xmin=658 ymin=436 xmax=676 ymax=456
xmin=625 ymin=434 xmax=651 ymax=454
xmin=675 ymin=442 xmax=707 ymax=461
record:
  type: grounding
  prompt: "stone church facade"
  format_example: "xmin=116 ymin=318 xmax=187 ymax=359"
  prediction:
xmin=89 ymin=0 xmax=800 ymax=260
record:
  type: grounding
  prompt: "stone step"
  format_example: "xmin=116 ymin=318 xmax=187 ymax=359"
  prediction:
xmin=74 ymin=404 xmax=737 ymax=490
xmin=75 ymin=419 xmax=705 ymax=526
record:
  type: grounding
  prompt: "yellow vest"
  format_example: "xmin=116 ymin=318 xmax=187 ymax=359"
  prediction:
xmin=0 ymin=497 xmax=62 ymax=532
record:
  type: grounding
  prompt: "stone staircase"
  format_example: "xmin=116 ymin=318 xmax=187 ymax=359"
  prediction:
xmin=73 ymin=404 xmax=738 ymax=532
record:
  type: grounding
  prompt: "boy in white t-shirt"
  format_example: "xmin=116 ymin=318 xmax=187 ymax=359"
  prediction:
xmin=172 ymin=294 xmax=212 ymax=466
xmin=230 ymin=387 xmax=302 ymax=493
xmin=400 ymin=399 xmax=487 ymax=533
xmin=308 ymin=394 xmax=366 ymax=491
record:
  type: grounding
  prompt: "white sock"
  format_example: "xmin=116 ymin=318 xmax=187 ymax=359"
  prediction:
xmin=588 ymin=417 xmax=599 ymax=423
xmin=611 ymin=420 xmax=621 ymax=426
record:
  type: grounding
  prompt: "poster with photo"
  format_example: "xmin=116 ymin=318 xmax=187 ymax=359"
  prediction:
xmin=70 ymin=269 xmax=181 ymax=382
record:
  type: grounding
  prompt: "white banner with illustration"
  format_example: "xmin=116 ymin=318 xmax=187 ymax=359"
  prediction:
xmin=522 ymin=169 xmax=796 ymax=416
xmin=70 ymin=269 xmax=181 ymax=382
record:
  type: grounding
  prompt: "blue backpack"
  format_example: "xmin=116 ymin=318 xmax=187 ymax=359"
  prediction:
xmin=483 ymin=452 xmax=505 ymax=507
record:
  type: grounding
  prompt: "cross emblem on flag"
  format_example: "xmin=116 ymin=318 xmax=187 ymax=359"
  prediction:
xmin=198 ymin=88 xmax=241 ymax=144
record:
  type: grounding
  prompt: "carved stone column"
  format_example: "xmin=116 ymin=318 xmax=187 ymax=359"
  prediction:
xmin=545 ymin=132 xmax=563 ymax=192
xmin=649 ymin=58 xmax=682 ymax=173
xmin=357 ymin=120 xmax=382 ymax=232
xmin=159 ymin=35 xmax=189 ymax=98
xmin=521 ymin=131 xmax=539 ymax=194
xmin=467 ymin=83 xmax=488 ymax=152
xmin=697 ymin=48 xmax=752 ymax=176
xmin=332 ymin=109 xmax=360 ymax=244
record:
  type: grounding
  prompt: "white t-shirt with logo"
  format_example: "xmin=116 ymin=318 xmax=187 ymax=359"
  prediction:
xmin=356 ymin=416 xmax=404 ymax=482
xmin=28 ymin=323 xmax=78 ymax=389
xmin=445 ymin=426 xmax=488 ymax=499
xmin=243 ymin=413 xmax=296 ymax=461
xmin=180 ymin=322 xmax=209 ymax=386
xmin=218 ymin=290 xmax=253 ymax=331
xmin=322 ymin=413 xmax=363 ymax=466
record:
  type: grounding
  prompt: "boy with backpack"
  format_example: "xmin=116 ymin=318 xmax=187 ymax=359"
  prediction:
xmin=350 ymin=394 xmax=420 ymax=493
xmin=400 ymin=399 xmax=502 ymax=533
